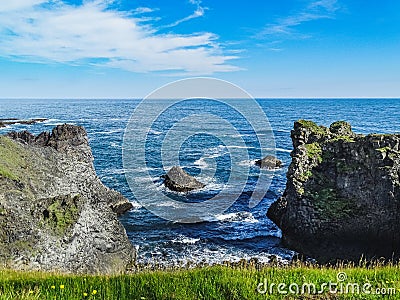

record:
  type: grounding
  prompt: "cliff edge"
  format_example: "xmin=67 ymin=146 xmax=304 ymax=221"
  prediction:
xmin=0 ymin=124 xmax=134 ymax=273
xmin=268 ymin=120 xmax=400 ymax=262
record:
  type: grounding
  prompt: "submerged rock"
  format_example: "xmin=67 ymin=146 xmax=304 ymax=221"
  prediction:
xmin=268 ymin=120 xmax=400 ymax=263
xmin=255 ymin=155 xmax=282 ymax=169
xmin=0 ymin=124 xmax=134 ymax=274
xmin=163 ymin=166 xmax=205 ymax=192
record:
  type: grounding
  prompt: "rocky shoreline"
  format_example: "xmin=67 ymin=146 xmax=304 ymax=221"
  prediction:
xmin=2 ymin=118 xmax=399 ymax=273
xmin=0 ymin=118 xmax=48 ymax=128
xmin=0 ymin=124 xmax=134 ymax=274
xmin=268 ymin=120 xmax=400 ymax=263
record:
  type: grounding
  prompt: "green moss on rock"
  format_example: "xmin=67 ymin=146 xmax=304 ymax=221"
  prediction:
xmin=44 ymin=195 xmax=80 ymax=235
xmin=307 ymin=188 xmax=355 ymax=219
xmin=305 ymin=143 xmax=322 ymax=163
xmin=329 ymin=121 xmax=352 ymax=134
xmin=299 ymin=170 xmax=313 ymax=182
xmin=330 ymin=135 xmax=355 ymax=142
xmin=297 ymin=120 xmax=327 ymax=135
xmin=376 ymin=146 xmax=392 ymax=153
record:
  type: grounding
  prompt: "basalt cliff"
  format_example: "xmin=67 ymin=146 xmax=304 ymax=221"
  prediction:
xmin=0 ymin=124 xmax=134 ymax=274
xmin=268 ymin=120 xmax=400 ymax=262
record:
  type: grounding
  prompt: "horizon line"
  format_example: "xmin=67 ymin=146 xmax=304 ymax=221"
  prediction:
xmin=1 ymin=97 xmax=400 ymax=100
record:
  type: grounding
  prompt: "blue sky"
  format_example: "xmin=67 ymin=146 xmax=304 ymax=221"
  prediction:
xmin=0 ymin=0 xmax=399 ymax=98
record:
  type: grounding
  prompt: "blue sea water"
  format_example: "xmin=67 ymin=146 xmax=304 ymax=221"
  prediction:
xmin=1 ymin=98 xmax=400 ymax=265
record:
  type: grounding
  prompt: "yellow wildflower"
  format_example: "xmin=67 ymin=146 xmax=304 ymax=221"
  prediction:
xmin=51 ymin=286 xmax=55 ymax=289
xmin=28 ymin=290 xmax=34 ymax=294
xmin=60 ymin=285 xmax=65 ymax=289
xmin=92 ymin=290 xmax=97 ymax=295
xmin=83 ymin=292 xmax=88 ymax=297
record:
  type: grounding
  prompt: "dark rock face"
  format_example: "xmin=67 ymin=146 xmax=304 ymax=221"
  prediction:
xmin=267 ymin=120 xmax=400 ymax=262
xmin=1 ymin=125 xmax=134 ymax=274
xmin=164 ymin=166 xmax=205 ymax=192
xmin=255 ymin=155 xmax=282 ymax=169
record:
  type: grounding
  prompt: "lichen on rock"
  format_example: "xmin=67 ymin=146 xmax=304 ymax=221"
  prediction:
xmin=268 ymin=120 xmax=400 ymax=262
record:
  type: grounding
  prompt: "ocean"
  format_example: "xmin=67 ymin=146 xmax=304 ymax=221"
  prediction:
xmin=1 ymin=98 xmax=399 ymax=265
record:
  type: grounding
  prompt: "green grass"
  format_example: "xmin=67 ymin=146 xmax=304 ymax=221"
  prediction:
xmin=1 ymin=264 xmax=400 ymax=299
xmin=0 ymin=136 xmax=27 ymax=181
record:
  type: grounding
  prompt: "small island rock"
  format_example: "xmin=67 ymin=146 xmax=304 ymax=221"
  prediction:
xmin=163 ymin=166 xmax=205 ymax=192
xmin=255 ymin=155 xmax=282 ymax=169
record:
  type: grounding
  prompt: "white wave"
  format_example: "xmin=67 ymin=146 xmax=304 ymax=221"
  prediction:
xmin=42 ymin=118 xmax=59 ymax=124
xmin=148 ymin=129 xmax=162 ymax=135
xmin=261 ymin=147 xmax=291 ymax=153
xmin=203 ymin=145 xmax=229 ymax=158
xmin=110 ymin=142 xmax=121 ymax=148
xmin=44 ymin=122 xmax=69 ymax=126
xmin=95 ymin=128 xmax=124 ymax=135
xmin=129 ymin=201 xmax=142 ymax=209
xmin=194 ymin=175 xmax=226 ymax=191
xmin=203 ymin=181 xmax=226 ymax=191
xmin=0 ymin=125 xmax=11 ymax=130
xmin=275 ymin=148 xmax=291 ymax=153
xmin=134 ymin=176 xmax=160 ymax=184
xmin=194 ymin=157 xmax=208 ymax=168
xmin=154 ymin=201 xmax=181 ymax=208
xmin=172 ymin=236 xmax=200 ymax=244
xmin=203 ymin=211 xmax=259 ymax=224
xmin=237 ymin=159 xmax=254 ymax=167
xmin=104 ymin=168 xmax=126 ymax=175
xmin=226 ymin=145 xmax=252 ymax=150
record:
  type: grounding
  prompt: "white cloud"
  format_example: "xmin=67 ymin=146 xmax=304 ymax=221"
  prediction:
xmin=163 ymin=0 xmax=207 ymax=28
xmin=259 ymin=0 xmax=340 ymax=39
xmin=0 ymin=0 xmax=46 ymax=12
xmin=133 ymin=7 xmax=157 ymax=14
xmin=0 ymin=0 xmax=238 ymax=74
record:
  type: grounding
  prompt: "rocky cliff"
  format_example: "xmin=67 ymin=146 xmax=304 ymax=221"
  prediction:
xmin=268 ymin=120 xmax=400 ymax=262
xmin=0 ymin=124 xmax=135 ymax=273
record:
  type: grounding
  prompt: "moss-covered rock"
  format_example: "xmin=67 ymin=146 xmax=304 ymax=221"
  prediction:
xmin=268 ymin=120 xmax=400 ymax=263
xmin=0 ymin=125 xmax=135 ymax=274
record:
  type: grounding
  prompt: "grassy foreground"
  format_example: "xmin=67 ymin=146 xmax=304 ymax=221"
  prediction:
xmin=1 ymin=263 xmax=400 ymax=299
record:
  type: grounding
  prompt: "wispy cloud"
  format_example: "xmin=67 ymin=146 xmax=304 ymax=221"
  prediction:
xmin=133 ymin=7 xmax=158 ymax=15
xmin=0 ymin=0 xmax=238 ymax=75
xmin=259 ymin=0 xmax=340 ymax=39
xmin=163 ymin=0 xmax=207 ymax=28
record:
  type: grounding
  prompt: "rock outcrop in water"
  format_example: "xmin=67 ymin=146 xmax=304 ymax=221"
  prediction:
xmin=255 ymin=155 xmax=282 ymax=169
xmin=0 ymin=118 xmax=48 ymax=128
xmin=0 ymin=124 xmax=135 ymax=274
xmin=268 ymin=120 xmax=400 ymax=262
xmin=163 ymin=166 xmax=205 ymax=192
